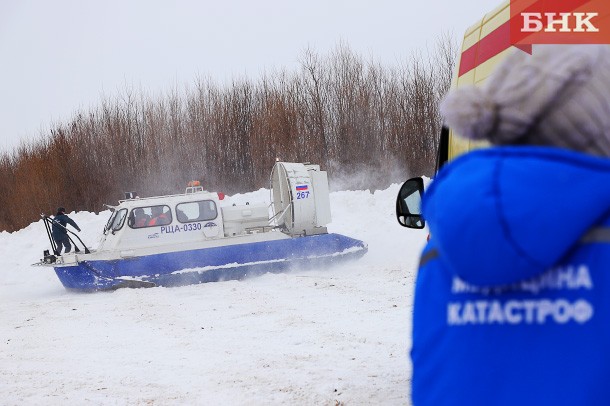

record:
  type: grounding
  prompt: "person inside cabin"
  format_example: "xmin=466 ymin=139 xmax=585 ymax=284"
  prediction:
xmin=133 ymin=208 xmax=149 ymax=228
xmin=52 ymin=207 xmax=81 ymax=255
xmin=411 ymin=45 xmax=610 ymax=405
xmin=147 ymin=206 xmax=170 ymax=226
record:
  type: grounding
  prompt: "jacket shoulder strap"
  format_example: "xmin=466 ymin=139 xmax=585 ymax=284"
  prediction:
xmin=580 ymin=227 xmax=610 ymax=244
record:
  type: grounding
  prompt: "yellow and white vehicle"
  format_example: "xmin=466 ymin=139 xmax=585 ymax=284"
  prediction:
xmin=397 ymin=0 xmax=522 ymax=228
xmin=438 ymin=0 xmax=521 ymax=168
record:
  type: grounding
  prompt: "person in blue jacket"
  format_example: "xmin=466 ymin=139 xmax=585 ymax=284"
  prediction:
xmin=411 ymin=45 xmax=610 ymax=405
xmin=52 ymin=207 xmax=81 ymax=254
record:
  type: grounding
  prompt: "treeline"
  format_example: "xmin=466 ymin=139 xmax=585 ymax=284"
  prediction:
xmin=0 ymin=39 xmax=455 ymax=232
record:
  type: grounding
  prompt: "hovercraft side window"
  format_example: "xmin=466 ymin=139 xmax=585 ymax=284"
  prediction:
xmin=111 ymin=208 xmax=128 ymax=232
xmin=176 ymin=200 xmax=218 ymax=223
xmin=128 ymin=205 xmax=173 ymax=228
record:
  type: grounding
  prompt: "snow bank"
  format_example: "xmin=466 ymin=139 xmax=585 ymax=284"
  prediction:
xmin=0 ymin=184 xmax=427 ymax=405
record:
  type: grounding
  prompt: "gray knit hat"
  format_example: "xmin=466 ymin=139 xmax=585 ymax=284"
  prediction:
xmin=441 ymin=45 xmax=610 ymax=157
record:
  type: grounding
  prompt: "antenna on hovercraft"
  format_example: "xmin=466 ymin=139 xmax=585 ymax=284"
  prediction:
xmin=103 ymin=204 xmax=117 ymax=212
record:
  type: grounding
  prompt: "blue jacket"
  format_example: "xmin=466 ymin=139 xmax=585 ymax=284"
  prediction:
xmin=412 ymin=146 xmax=610 ymax=405
xmin=52 ymin=213 xmax=80 ymax=240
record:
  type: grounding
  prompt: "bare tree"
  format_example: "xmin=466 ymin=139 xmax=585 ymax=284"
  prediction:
xmin=0 ymin=38 xmax=456 ymax=232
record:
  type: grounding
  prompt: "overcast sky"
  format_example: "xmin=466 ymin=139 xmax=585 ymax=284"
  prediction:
xmin=0 ymin=0 xmax=499 ymax=153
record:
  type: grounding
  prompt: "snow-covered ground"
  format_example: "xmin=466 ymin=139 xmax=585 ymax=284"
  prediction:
xmin=0 ymin=185 xmax=427 ymax=405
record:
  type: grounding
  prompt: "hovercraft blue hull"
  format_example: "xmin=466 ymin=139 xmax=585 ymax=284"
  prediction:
xmin=54 ymin=233 xmax=367 ymax=291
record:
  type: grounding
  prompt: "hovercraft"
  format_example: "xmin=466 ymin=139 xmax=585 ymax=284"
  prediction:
xmin=36 ymin=162 xmax=367 ymax=291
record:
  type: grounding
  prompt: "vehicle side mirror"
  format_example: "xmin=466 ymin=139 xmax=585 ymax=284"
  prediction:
xmin=396 ymin=177 xmax=425 ymax=229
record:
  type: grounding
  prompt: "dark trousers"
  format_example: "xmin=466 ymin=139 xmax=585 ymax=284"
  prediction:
xmin=54 ymin=236 xmax=72 ymax=255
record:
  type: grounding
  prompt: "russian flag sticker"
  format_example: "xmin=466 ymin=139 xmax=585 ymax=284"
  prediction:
xmin=296 ymin=185 xmax=308 ymax=191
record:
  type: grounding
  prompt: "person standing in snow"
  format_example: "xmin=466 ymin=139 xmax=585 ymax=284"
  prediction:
xmin=411 ymin=45 xmax=610 ymax=405
xmin=52 ymin=207 xmax=81 ymax=254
